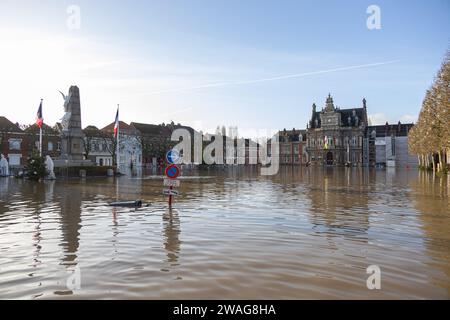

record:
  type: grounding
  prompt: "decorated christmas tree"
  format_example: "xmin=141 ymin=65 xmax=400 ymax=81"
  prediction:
xmin=24 ymin=153 xmax=46 ymax=181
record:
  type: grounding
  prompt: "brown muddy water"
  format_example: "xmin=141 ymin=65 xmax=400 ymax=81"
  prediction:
xmin=0 ymin=167 xmax=449 ymax=299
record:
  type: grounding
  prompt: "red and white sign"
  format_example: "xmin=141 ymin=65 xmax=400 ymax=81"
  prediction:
xmin=164 ymin=179 xmax=180 ymax=187
xmin=165 ymin=164 xmax=180 ymax=179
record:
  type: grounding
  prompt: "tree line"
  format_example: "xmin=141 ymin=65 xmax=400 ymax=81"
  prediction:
xmin=409 ymin=51 xmax=449 ymax=173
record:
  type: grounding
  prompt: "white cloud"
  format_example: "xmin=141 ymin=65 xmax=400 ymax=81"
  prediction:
xmin=400 ymin=114 xmax=416 ymax=123
xmin=369 ymin=113 xmax=417 ymax=125
xmin=0 ymin=28 xmax=235 ymax=128
xmin=0 ymin=27 xmax=409 ymax=135
xmin=368 ymin=113 xmax=389 ymax=125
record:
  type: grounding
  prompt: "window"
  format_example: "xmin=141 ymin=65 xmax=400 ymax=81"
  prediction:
xmin=8 ymin=154 xmax=21 ymax=165
xmin=293 ymin=145 xmax=299 ymax=153
xmin=8 ymin=139 xmax=21 ymax=150
xmin=48 ymin=141 xmax=53 ymax=151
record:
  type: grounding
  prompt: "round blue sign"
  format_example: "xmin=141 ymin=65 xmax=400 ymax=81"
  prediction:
xmin=165 ymin=164 xmax=180 ymax=179
xmin=166 ymin=149 xmax=181 ymax=164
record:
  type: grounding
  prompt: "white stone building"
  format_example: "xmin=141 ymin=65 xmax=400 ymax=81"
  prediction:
xmin=101 ymin=121 xmax=142 ymax=169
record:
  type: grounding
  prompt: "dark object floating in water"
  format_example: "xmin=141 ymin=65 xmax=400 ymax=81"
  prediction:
xmin=109 ymin=200 xmax=147 ymax=207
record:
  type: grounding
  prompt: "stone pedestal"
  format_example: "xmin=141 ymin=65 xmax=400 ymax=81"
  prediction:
xmin=57 ymin=86 xmax=92 ymax=166
xmin=53 ymin=159 xmax=93 ymax=168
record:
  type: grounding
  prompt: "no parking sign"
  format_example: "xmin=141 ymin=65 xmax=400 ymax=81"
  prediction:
xmin=165 ymin=164 xmax=180 ymax=179
xmin=164 ymin=151 xmax=181 ymax=208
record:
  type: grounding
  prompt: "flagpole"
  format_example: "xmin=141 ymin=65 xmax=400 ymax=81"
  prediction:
xmin=39 ymin=99 xmax=43 ymax=157
xmin=116 ymin=104 xmax=120 ymax=173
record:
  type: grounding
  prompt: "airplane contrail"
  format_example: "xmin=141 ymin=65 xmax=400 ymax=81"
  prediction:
xmin=144 ymin=60 xmax=400 ymax=95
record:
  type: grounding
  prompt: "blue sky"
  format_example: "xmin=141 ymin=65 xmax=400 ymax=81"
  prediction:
xmin=0 ymin=0 xmax=448 ymax=136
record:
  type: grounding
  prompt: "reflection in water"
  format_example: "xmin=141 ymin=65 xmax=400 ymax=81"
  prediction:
xmin=162 ymin=208 xmax=181 ymax=268
xmin=306 ymin=168 xmax=370 ymax=240
xmin=0 ymin=167 xmax=449 ymax=299
xmin=411 ymin=170 xmax=450 ymax=295
xmin=57 ymin=184 xmax=82 ymax=267
xmin=112 ymin=207 xmax=119 ymax=255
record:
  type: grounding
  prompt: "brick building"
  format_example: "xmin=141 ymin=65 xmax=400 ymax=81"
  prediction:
xmin=0 ymin=116 xmax=27 ymax=167
xmin=278 ymin=128 xmax=307 ymax=165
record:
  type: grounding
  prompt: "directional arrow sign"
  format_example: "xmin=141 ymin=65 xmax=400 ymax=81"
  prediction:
xmin=163 ymin=189 xmax=180 ymax=196
xmin=166 ymin=149 xmax=181 ymax=164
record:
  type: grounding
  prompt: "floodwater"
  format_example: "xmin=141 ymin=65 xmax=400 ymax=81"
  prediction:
xmin=0 ymin=167 xmax=449 ymax=299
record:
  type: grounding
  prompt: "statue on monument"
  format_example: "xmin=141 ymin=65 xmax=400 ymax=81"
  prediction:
xmin=0 ymin=154 xmax=9 ymax=177
xmin=45 ymin=155 xmax=56 ymax=180
xmin=56 ymin=86 xmax=86 ymax=162
xmin=59 ymin=90 xmax=72 ymax=131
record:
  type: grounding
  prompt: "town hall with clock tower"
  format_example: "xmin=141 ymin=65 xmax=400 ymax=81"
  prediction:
xmin=306 ymin=94 xmax=368 ymax=166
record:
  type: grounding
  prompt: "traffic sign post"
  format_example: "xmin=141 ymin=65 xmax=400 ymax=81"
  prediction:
xmin=164 ymin=149 xmax=181 ymax=208
xmin=169 ymin=185 xmax=173 ymax=207
xmin=165 ymin=164 xmax=180 ymax=179
xmin=166 ymin=149 xmax=181 ymax=164
xmin=163 ymin=189 xmax=180 ymax=196
xmin=164 ymin=179 xmax=180 ymax=187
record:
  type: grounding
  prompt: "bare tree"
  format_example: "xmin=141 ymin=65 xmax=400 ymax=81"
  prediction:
xmin=409 ymin=50 xmax=450 ymax=173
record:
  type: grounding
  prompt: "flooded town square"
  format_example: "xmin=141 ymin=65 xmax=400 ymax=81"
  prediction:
xmin=0 ymin=167 xmax=449 ymax=299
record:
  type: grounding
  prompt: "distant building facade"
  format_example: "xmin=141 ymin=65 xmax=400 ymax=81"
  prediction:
xmin=82 ymin=126 xmax=113 ymax=166
xmin=365 ymin=122 xmax=417 ymax=167
xmin=0 ymin=116 xmax=62 ymax=168
xmin=24 ymin=123 xmax=61 ymax=159
xmin=278 ymin=128 xmax=307 ymax=165
xmin=306 ymin=94 xmax=368 ymax=166
xmin=102 ymin=121 xmax=142 ymax=168
xmin=0 ymin=116 xmax=27 ymax=167
xmin=131 ymin=121 xmax=197 ymax=166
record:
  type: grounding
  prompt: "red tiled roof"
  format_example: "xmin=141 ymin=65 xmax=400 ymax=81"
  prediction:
xmin=101 ymin=121 xmax=139 ymax=135
xmin=0 ymin=116 xmax=22 ymax=132
xmin=24 ymin=123 xmax=58 ymax=134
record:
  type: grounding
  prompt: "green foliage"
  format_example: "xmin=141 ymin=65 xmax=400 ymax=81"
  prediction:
xmin=24 ymin=153 xmax=46 ymax=180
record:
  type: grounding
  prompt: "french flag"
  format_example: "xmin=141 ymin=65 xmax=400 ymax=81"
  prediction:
xmin=36 ymin=99 xmax=43 ymax=128
xmin=114 ymin=107 xmax=119 ymax=138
